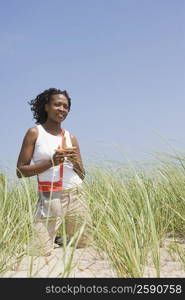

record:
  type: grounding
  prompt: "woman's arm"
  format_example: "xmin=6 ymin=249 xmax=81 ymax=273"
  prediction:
xmin=16 ymin=127 xmax=52 ymax=178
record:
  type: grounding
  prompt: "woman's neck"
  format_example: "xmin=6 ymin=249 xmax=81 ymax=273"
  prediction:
xmin=42 ymin=120 xmax=62 ymax=135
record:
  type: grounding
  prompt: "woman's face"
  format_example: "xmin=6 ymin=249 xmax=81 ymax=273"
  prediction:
xmin=45 ymin=94 xmax=70 ymax=123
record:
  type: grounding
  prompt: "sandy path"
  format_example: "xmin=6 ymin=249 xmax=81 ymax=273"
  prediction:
xmin=1 ymin=238 xmax=184 ymax=278
xmin=1 ymin=246 xmax=116 ymax=278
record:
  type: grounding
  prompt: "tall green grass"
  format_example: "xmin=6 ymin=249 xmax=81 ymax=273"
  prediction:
xmin=0 ymin=153 xmax=185 ymax=277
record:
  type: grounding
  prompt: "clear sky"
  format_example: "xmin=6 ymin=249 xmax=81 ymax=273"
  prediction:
xmin=0 ymin=0 xmax=185 ymax=175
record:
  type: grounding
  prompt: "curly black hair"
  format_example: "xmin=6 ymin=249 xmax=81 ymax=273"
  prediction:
xmin=28 ymin=88 xmax=71 ymax=124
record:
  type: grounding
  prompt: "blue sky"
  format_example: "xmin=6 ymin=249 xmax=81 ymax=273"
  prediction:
xmin=0 ymin=0 xmax=184 ymax=175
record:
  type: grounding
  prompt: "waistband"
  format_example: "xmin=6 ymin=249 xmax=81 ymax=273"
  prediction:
xmin=61 ymin=186 xmax=82 ymax=193
xmin=38 ymin=180 xmax=62 ymax=192
xmin=37 ymin=181 xmax=83 ymax=193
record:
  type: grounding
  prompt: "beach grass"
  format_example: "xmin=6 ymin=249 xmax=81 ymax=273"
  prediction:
xmin=0 ymin=152 xmax=185 ymax=277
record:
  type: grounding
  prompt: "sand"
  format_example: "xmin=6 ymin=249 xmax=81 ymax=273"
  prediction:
xmin=1 ymin=245 xmax=116 ymax=278
xmin=1 ymin=238 xmax=184 ymax=278
xmin=143 ymin=238 xmax=185 ymax=278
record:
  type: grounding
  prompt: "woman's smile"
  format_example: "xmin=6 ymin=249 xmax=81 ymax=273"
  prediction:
xmin=57 ymin=112 xmax=65 ymax=119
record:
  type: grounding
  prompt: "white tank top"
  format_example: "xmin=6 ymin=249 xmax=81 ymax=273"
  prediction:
xmin=32 ymin=125 xmax=82 ymax=189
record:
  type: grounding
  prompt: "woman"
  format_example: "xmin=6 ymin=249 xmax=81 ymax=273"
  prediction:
xmin=16 ymin=88 xmax=91 ymax=256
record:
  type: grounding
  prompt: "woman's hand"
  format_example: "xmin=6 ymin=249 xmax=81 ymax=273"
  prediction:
xmin=63 ymin=147 xmax=78 ymax=164
xmin=53 ymin=135 xmax=85 ymax=180
xmin=52 ymin=146 xmax=77 ymax=165
xmin=52 ymin=146 xmax=65 ymax=166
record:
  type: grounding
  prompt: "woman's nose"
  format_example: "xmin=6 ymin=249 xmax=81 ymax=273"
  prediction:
xmin=59 ymin=105 xmax=65 ymax=111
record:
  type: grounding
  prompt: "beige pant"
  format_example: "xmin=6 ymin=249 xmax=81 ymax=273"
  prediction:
xmin=28 ymin=187 xmax=92 ymax=256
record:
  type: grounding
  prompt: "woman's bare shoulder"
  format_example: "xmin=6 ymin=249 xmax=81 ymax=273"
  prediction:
xmin=24 ymin=125 xmax=38 ymax=141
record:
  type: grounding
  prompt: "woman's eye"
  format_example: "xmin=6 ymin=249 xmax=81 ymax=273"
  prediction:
xmin=55 ymin=103 xmax=68 ymax=109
